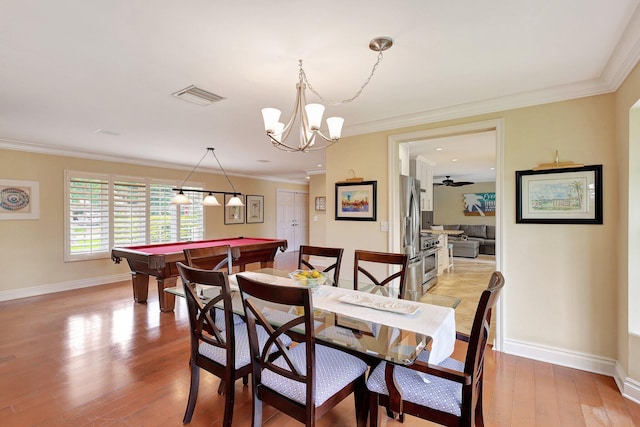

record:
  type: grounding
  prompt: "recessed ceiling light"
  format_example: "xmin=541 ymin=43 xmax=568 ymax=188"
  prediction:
xmin=317 ymin=164 xmax=323 ymax=168
xmin=306 ymin=176 xmax=310 ymax=180
xmin=451 ymin=158 xmax=458 ymax=162
xmin=435 ymin=147 xmax=443 ymax=151
xmin=490 ymin=167 xmax=495 ymax=170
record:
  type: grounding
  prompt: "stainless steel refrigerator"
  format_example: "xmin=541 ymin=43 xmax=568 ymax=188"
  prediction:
xmin=399 ymin=175 xmax=423 ymax=299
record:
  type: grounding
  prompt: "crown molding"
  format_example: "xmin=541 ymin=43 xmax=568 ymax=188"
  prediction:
xmin=0 ymin=138 xmax=308 ymax=186
xmin=344 ymin=77 xmax=614 ymax=137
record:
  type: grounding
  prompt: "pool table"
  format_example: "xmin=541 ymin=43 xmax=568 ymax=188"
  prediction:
xmin=111 ymin=237 xmax=288 ymax=312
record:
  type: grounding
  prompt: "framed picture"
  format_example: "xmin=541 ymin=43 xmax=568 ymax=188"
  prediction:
xmin=315 ymin=196 xmax=326 ymax=211
xmin=224 ymin=194 xmax=245 ymax=224
xmin=335 ymin=181 xmax=377 ymax=221
xmin=246 ymin=194 xmax=264 ymax=223
xmin=516 ymin=165 xmax=602 ymax=224
xmin=463 ymin=192 xmax=496 ymax=217
xmin=0 ymin=179 xmax=40 ymax=220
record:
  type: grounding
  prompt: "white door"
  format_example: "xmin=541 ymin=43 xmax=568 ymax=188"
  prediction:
xmin=276 ymin=190 xmax=308 ymax=252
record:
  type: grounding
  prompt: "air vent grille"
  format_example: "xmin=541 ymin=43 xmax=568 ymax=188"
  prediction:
xmin=172 ymin=85 xmax=226 ymax=105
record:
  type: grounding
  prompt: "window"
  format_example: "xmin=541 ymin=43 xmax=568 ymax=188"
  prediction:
xmin=65 ymin=171 xmax=204 ymax=261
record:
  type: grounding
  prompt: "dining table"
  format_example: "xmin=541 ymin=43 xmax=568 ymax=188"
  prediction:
xmin=166 ymin=268 xmax=459 ymax=366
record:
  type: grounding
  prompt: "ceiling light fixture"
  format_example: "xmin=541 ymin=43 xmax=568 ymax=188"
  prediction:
xmin=171 ymin=147 xmax=244 ymax=207
xmin=261 ymin=36 xmax=393 ymax=152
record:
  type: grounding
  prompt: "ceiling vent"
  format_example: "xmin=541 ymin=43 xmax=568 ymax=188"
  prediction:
xmin=172 ymin=85 xmax=225 ymax=106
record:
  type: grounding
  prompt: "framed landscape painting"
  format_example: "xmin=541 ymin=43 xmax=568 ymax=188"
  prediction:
xmin=516 ymin=165 xmax=602 ymax=224
xmin=335 ymin=181 xmax=377 ymax=221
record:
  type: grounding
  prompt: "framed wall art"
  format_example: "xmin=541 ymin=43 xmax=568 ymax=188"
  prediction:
xmin=463 ymin=192 xmax=496 ymax=217
xmin=0 ymin=179 xmax=40 ymax=220
xmin=516 ymin=165 xmax=602 ymax=224
xmin=245 ymin=194 xmax=264 ymax=223
xmin=335 ymin=180 xmax=377 ymax=221
xmin=315 ymin=196 xmax=326 ymax=211
xmin=224 ymin=194 xmax=245 ymax=224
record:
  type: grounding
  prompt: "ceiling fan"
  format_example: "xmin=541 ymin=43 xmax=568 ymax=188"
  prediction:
xmin=434 ymin=176 xmax=474 ymax=187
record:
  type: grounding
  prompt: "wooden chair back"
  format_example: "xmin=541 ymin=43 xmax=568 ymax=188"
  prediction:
xmin=372 ymin=271 xmax=505 ymax=427
xmin=237 ymin=275 xmax=368 ymax=425
xmin=298 ymin=245 xmax=344 ymax=285
xmin=353 ymin=250 xmax=409 ymax=297
xmin=461 ymin=271 xmax=504 ymax=424
xmin=183 ymin=245 xmax=233 ymax=274
xmin=176 ymin=262 xmax=250 ymax=425
xmin=237 ymin=275 xmax=317 ymax=423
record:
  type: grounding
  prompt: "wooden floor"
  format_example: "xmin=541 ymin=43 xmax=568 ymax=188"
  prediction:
xmin=1 ymin=252 xmax=639 ymax=426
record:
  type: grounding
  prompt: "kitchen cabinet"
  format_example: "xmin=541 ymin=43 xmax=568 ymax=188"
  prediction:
xmin=410 ymin=156 xmax=434 ymax=211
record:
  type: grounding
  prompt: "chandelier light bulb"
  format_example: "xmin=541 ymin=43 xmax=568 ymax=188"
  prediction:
xmin=326 ymin=117 xmax=344 ymax=140
xmin=261 ymin=108 xmax=281 ymax=133
xmin=304 ymin=103 xmax=325 ymax=130
xmin=273 ymin=122 xmax=285 ymax=142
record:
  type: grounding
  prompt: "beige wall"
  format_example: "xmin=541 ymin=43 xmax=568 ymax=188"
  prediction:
xmin=0 ymin=149 xmax=306 ymax=294
xmin=433 ymin=182 xmax=496 ymax=226
xmin=308 ymin=174 xmax=327 ymax=246
xmin=324 ymin=93 xmax=620 ymax=365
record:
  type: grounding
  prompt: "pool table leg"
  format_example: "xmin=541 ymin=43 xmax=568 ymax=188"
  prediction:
xmin=157 ymin=277 xmax=177 ymax=312
xmin=131 ymin=272 xmax=149 ymax=303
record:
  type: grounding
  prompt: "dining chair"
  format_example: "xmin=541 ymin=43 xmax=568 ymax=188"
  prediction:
xmin=183 ymin=245 xmax=243 ymax=329
xmin=177 ymin=263 xmax=292 ymax=425
xmin=237 ymin=275 xmax=369 ymax=426
xmin=353 ymin=250 xmax=409 ymax=297
xmin=298 ymin=245 xmax=344 ymax=285
xmin=183 ymin=245 xmax=234 ymax=273
xmin=366 ymin=271 xmax=505 ymax=427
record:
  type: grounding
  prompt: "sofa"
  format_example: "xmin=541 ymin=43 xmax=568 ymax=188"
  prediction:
xmin=443 ymin=224 xmax=496 ymax=257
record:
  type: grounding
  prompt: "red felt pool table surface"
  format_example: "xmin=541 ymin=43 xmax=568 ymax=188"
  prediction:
xmin=111 ymin=237 xmax=287 ymax=312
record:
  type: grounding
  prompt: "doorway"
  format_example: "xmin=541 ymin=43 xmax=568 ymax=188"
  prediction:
xmin=388 ymin=119 xmax=505 ymax=350
xmin=276 ymin=189 xmax=309 ymax=252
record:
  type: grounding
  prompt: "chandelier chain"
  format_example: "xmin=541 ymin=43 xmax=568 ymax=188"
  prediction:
xmin=299 ymin=50 xmax=385 ymax=106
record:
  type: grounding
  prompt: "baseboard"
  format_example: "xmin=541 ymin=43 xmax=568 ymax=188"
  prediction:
xmin=503 ymin=338 xmax=618 ymax=377
xmin=0 ymin=273 xmax=131 ymax=302
xmin=615 ymin=362 xmax=640 ymax=404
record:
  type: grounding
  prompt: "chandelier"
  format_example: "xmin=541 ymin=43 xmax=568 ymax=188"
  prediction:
xmin=171 ymin=147 xmax=244 ymax=207
xmin=261 ymin=36 xmax=393 ymax=152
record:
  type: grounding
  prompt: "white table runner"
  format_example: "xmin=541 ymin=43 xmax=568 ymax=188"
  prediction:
xmin=230 ymin=273 xmax=456 ymax=365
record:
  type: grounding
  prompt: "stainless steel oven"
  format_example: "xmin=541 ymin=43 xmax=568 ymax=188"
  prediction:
xmin=420 ymin=234 xmax=440 ymax=292
xmin=421 ymin=247 xmax=438 ymax=292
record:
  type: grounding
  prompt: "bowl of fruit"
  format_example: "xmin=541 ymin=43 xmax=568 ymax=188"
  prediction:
xmin=288 ymin=269 xmax=327 ymax=291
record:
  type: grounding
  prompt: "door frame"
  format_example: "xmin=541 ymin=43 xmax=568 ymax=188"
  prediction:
xmin=387 ymin=118 xmax=505 ymax=351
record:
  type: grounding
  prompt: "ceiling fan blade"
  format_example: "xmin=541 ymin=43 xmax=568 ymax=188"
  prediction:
xmin=450 ymin=181 xmax=474 ymax=187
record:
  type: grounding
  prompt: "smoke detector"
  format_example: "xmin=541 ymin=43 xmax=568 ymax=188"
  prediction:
xmin=172 ymin=85 xmax=225 ymax=106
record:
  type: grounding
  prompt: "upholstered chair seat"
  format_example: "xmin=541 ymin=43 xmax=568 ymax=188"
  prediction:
xmin=366 ymin=350 xmax=464 ymax=416
xmin=262 ymin=343 xmax=367 ymax=406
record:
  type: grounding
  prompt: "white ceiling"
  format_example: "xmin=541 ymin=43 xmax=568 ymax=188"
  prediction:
xmin=410 ymin=131 xmax=497 ymax=184
xmin=2 ymin=1 xmax=640 ymax=183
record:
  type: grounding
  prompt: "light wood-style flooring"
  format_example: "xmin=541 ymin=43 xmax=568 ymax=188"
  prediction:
xmin=427 ymin=254 xmax=497 ymax=339
xmin=1 ymin=252 xmax=639 ymax=426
